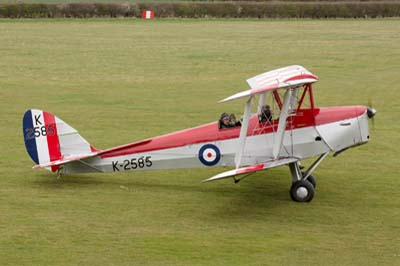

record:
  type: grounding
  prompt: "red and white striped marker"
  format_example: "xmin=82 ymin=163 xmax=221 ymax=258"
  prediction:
xmin=141 ymin=10 xmax=154 ymax=19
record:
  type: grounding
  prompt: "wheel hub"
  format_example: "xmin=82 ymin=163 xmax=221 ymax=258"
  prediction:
xmin=296 ymin=186 xmax=308 ymax=199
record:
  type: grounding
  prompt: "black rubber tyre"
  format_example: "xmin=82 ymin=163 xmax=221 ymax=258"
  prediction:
xmin=290 ymin=180 xmax=315 ymax=202
xmin=306 ymin=175 xmax=316 ymax=189
xmin=301 ymin=172 xmax=316 ymax=188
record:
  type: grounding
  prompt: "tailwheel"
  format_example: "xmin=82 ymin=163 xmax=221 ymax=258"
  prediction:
xmin=290 ymin=180 xmax=315 ymax=202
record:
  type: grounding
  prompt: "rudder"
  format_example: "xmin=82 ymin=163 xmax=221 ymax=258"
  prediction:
xmin=23 ymin=109 xmax=94 ymax=172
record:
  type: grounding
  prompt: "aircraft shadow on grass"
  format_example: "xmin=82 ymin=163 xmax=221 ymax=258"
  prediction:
xmin=32 ymin=171 xmax=291 ymax=215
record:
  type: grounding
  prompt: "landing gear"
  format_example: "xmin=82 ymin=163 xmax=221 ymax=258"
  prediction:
xmin=291 ymin=172 xmax=316 ymax=202
xmin=288 ymin=152 xmax=329 ymax=203
xmin=304 ymin=174 xmax=316 ymax=188
xmin=290 ymin=180 xmax=315 ymax=202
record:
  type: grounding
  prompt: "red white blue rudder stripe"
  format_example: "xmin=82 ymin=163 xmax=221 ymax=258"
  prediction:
xmin=23 ymin=110 xmax=40 ymax=164
xmin=23 ymin=109 xmax=61 ymax=171
xmin=23 ymin=109 xmax=94 ymax=172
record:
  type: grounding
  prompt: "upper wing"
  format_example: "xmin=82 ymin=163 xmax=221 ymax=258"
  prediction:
xmin=220 ymin=65 xmax=318 ymax=103
xmin=202 ymin=157 xmax=299 ymax=183
xmin=221 ymin=65 xmax=315 ymax=167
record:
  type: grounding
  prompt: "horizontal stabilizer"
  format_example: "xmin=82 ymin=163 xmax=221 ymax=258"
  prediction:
xmin=32 ymin=152 xmax=99 ymax=169
xmin=202 ymin=157 xmax=299 ymax=183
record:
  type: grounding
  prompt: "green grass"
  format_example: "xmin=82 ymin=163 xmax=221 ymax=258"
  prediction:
xmin=0 ymin=0 xmax=168 ymax=2
xmin=1 ymin=0 xmax=188 ymax=3
xmin=1 ymin=19 xmax=400 ymax=265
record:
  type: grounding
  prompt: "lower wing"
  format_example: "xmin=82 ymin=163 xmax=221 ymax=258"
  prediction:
xmin=202 ymin=157 xmax=299 ymax=183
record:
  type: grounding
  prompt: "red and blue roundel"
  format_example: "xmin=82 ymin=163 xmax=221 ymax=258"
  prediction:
xmin=199 ymin=144 xmax=221 ymax=166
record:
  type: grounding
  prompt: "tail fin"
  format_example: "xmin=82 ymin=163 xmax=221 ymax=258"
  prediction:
xmin=23 ymin=109 xmax=96 ymax=172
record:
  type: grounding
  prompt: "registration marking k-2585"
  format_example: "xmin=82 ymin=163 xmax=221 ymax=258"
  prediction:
xmin=112 ymin=156 xmax=152 ymax=172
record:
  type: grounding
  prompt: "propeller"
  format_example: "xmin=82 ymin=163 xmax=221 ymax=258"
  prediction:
xmin=367 ymin=98 xmax=377 ymax=129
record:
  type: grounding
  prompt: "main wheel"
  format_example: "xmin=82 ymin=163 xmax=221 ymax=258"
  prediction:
xmin=301 ymin=172 xmax=316 ymax=188
xmin=305 ymin=175 xmax=316 ymax=189
xmin=290 ymin=180 xmax=315 ymax=202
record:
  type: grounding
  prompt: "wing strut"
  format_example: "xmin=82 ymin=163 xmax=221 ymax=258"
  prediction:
xmin=257 ymin=92 xmax=267 ymax=114
xmin=234 ymin=96 xmax=254 ymax=168
xmin=272 ymin=89 xmax=293 ymax=159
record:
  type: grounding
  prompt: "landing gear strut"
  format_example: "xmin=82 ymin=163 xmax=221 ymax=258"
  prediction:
xmin=288 ymin=152 xmax=328 ymax=202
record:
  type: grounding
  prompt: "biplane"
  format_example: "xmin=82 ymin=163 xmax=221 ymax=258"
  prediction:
xmin=23 ymin=65 xmax=376 ymax=202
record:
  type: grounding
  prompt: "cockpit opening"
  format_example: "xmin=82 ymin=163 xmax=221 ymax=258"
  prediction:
xmin=218 ymin=112 xmax=241 ymax=129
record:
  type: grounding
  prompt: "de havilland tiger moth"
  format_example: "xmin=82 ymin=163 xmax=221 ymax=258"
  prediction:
xmin=23 ymin=65 xmax=376 ymax=202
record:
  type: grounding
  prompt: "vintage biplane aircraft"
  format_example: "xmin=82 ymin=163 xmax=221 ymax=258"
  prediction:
xmin=23 ymin=65 xmax=376 ymax=202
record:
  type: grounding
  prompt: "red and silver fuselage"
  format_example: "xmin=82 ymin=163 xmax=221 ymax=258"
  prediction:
xmin=61 ymin=106 xmax=370 ymax=174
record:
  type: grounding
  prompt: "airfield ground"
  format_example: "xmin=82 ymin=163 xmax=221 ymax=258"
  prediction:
xmin=0 ymin=19 xmax=399 ymax=265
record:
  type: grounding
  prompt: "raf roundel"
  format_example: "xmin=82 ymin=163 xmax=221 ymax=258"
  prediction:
xmin=198 ymin=144 xmax=221 ymax=166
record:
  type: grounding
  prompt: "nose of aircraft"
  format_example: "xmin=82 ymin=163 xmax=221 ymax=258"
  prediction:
xmin=367 ymin=107 xmax=377 ymax=119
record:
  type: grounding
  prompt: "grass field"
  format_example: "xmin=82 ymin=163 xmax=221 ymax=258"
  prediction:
xmin=1 ymin=19 xmax=400 ymax=265
xmin=1 ymin=0 xmax=182 ymax=3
